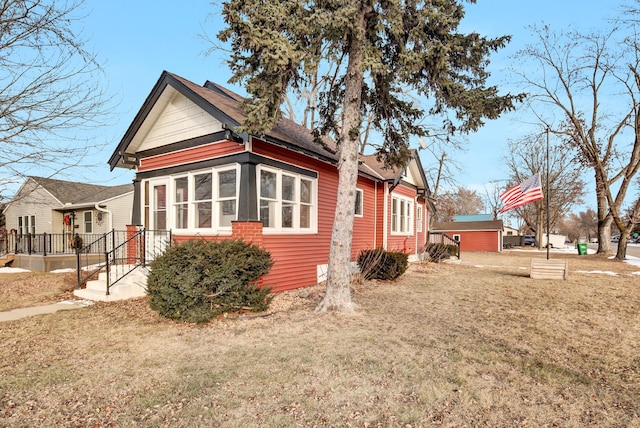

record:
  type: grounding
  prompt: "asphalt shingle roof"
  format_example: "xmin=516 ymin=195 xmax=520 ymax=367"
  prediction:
xmin=29 ymin=176 xmax=133 ymax=205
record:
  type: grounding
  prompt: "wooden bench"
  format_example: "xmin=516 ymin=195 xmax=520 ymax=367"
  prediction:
xmin=530 ymin=258 xmax=568 ymax=280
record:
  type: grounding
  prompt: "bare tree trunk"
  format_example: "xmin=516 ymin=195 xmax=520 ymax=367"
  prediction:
xmin=315 ymin=6 xmax=367 ymax=314
xmin=616 ymin=234 xmax=629 ymax=259
xmin=596 ymin=180 xmax=613 ymax=254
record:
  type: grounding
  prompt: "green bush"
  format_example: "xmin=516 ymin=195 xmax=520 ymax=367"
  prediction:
xmin=147 ymin=239 xmax=274 ymax=323
xmin=425 ymin=243 xmax=459 ymax=262
xmin=357 ymin=248 xmax=408 ymax=281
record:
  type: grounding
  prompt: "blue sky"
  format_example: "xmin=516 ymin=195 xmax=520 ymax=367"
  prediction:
xmin=75 ymin=0 xmax=617 ymax=210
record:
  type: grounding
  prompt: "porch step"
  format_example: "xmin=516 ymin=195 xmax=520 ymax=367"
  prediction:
xmin=74 ymin=266 xmax=150 ymax=302
xmin=0 ymin=254 xmax=14 ymax=267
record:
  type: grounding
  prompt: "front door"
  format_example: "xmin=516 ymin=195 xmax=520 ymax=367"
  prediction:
xmin=144 ymin=180 xmax=170 ymax=261
xmin=146 ymin=180 xmax=168 ymax=231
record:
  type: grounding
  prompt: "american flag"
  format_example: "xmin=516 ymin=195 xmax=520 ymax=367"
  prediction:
xmin=498 ymin=173 xmax=544 ymax=214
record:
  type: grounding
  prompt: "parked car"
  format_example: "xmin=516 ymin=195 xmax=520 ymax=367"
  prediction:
xmin=523 ymin=235 xmax=536 ymax=246
xmin=611 ymin=234 xmax=620 ymax=243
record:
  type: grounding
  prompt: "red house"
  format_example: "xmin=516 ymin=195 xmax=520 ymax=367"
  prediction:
xmin=431 ymin=220 xmax=504 ymax=252
xmin=109 ymin=71 xmax=433 ymax=292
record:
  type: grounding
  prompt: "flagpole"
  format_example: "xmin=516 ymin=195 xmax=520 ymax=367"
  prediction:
xmin=546 ymin=126 xmax=550 ymax=260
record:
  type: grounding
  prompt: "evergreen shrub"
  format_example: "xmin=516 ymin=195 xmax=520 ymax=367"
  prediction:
xmin=147 ymin=239 xmax=274 ymax=323
xmin=425 ymin=242 xmax=459 ymax=262
xmin=357 ymin=248 xmax=408 ymax=280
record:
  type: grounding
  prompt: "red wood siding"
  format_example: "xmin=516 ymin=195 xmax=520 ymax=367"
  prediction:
xmin=452 ymin=231 xmax=500 ymax=252
xmin=252 ymin=139 xmax=378 ymax=291
xmin=138 ymin=141 xmax=245 ymax=171
xmin=352 ymin=178 xmax=377 ymax=257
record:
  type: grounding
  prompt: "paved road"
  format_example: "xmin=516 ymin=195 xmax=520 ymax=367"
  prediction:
xmin=588 ymin=242 xmax=640 ymax=258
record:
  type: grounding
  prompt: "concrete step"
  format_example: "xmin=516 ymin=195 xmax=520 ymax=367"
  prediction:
xmin=75 ymin=266 xmax=149 ymax=302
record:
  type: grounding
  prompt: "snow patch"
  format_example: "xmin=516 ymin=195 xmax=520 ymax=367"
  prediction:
xmin=575 ymin=270 xmax=618 ymax=276
xmin=0 ymin=267 xmax=30 ymax=273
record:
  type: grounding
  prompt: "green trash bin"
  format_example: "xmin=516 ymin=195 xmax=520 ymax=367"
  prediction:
xmin=577 ymin=242 xmax=588 ymax=255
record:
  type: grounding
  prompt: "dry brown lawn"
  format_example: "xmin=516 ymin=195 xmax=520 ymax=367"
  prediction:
xmin=0 ymin=250 xmax=639 ymax=427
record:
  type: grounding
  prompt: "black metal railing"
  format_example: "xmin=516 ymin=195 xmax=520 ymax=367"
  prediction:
xmin=428 ymin=232 xmax=461 ymax=259
xmin=0 ymin=231 xmax=127 ymax=256
xmin=76 ymin=228 xmax=171 ymax=294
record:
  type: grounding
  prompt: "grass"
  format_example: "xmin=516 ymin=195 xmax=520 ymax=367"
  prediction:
xmin=0 ymin=250 xmax=639 ymax=427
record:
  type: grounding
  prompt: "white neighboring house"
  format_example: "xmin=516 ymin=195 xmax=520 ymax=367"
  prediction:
xmin=3 ymin=176 xmax=133 ymax=239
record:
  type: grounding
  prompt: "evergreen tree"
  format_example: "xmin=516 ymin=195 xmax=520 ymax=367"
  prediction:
xmin=217 ymin=0 xmax=523 ymax=312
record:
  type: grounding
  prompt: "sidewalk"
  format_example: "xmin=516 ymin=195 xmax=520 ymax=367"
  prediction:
xmin=0 ymin=300 xmax=94 ymax=322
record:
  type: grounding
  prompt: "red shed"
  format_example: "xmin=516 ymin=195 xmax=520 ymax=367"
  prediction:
xmin=431 ymin=220 xmax=503 ymax=252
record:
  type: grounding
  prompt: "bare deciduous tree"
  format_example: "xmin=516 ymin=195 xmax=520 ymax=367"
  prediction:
xmin=502 ymin=130 xmax=585 ymax=249
xmin=435 ymin=187 xmax=484 ymax=222
xmin=515 ymin=25 xmax=640 ymax=258
xmin=0 ymin=0 xmax=112 ymax=194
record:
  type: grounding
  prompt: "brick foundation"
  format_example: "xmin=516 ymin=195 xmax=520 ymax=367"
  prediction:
xmin=231 ymin=221 xmax=264 ymax=247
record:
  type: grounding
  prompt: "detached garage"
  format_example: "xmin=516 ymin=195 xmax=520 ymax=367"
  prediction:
xmin=431 ymin=220 xmax=504 ymax=252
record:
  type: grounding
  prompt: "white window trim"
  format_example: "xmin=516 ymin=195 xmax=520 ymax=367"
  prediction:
xmin=84 ymin=211 xmax=93 ymax=234
xmin=257 ymin=165 xmax=318 ymax=234
xmin=144 ymin=164 xmax=240 ymax=236
xmin=355 ymin=188 xmax=364 ymax=217
xmin=215 ymin=166 xmax=240 ymax=230
xmin=391 ymin=194 xmax=414 ymax=236
xmin=416 ymin=205 xmax=423 ymax=233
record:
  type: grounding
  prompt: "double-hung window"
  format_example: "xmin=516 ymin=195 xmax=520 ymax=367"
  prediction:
xmin=174 ymin=177 xmax=189 ymax=229
xmin=193 ymin=173 xmax=212 ymax=228
xmin=416 ymin=205 xmax=423 ymax=233
xmin=217 ymin=168 xmax=237 ymax=228
xmin=391 ymin=195 xmax=414 ymax=235
xmin=258 ymin=166 xmax=316 ymax=232
xmin=84 ymin=212 xmax=93 ymax=233
xmin=18 ymin=215 xmax=35 ymax=235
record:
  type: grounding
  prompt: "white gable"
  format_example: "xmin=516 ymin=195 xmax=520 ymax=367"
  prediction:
xmin=402 ymin=160 xmax=418 ymax=186
xmin=134 ymin=89 xmax=223 ymax=153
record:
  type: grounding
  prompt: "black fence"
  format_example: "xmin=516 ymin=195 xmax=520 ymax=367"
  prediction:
xmin=1 ymin=231 xmax=131 ymax=257
xmin=76 ymin=228 xmax=172 ymax=293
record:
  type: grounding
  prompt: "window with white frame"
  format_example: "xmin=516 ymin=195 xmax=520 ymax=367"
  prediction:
xmin=174 ymin=176 xmax=189 ymax=229
xmin=18 ymin=215 xmax=36 ymax=235
xmin=147 ymin=165 xmax=239 ymax=232
xmin=391 ymin=195 xmax=413 ymax=235
xmin=258 ymin=166 xmax=316 ymax=232
xmin=84 ymin=211 xmax=93 ymax=233
xmin=193 ymin=173 xmax=212 ymax=228
xmin=217 ymin=168 xmax=237 ymax=227
xmin=354 ymin=188 xmax=363 ymax=217
xmin=416 ymin=205 xmax=423 ymax=232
